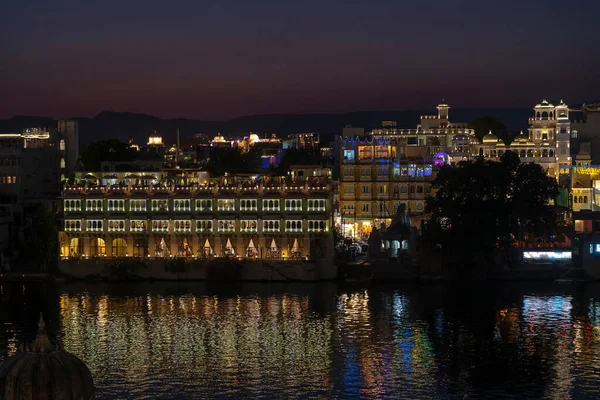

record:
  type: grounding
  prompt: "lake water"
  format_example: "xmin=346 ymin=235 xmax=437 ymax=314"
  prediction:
xmin=1 ymin=282 xmax=600 ymax=399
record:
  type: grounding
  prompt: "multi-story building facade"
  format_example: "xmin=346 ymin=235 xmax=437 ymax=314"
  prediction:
xmin=0 ymin=122 xmax=78 ymax=259
xmin=478 ymin=100 xmax=571 ymax=180
xmin=59 ymin=177 xmax=332 ymax=261
xmin=338 ymin=136 xmax=436 ymax=240
xmin=370 ymin=102 xmax=476 ymax=158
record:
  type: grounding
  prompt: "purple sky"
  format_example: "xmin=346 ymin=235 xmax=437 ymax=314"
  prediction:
xmin=2 ymin=0 xmax=600 ymax=120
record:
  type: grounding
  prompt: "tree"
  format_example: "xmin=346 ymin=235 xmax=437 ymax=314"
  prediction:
xmin=80 ymin=139 xmax=136 ymax=170
xmin=204 ymin=148 xmax=257 ymax=176
xmin=470 ymin=117 xmax=506 ymax=143
xmin=273 ymin=148 xmax=319 ymax=175
xmin=19 ymin=204 xmax=58 ymax=271
xmin=424 ymin=151 xmax=559 ymax=277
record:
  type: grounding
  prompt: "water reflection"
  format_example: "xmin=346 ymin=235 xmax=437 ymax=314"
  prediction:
xmin=4 ymin=283 xmax=600 ymax=398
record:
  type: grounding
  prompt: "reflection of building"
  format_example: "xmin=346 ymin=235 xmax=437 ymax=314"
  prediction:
xmin=339 ymin=137 xmax=437 ymax=240
xmin=59 ymin=176 xmax=331 ymax=260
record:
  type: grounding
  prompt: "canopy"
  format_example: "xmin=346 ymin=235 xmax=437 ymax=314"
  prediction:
xmin=291 ymin=239 xmax=299 ymax=252
xmin=225 ymin=238 xmax=233 ymax=250
xmin=270 ymin=239 xmax=278 ymax=250
xmin=248 ymin=239 xmax=257 ymax=251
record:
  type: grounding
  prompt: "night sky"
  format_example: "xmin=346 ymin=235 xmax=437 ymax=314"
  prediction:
xmin=2 ymin=0 xmax=600 ymax=120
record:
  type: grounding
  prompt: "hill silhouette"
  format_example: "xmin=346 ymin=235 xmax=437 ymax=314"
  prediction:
xmin=0 ymin=108 xmax=532 ymax=146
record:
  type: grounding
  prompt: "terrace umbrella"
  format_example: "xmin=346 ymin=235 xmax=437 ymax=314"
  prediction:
xmin=247 ymin=239 xmax=258 ymax=257
xmin=225 ymin=238 xmax=234 ymax=254
xmin=291 ymin=239 xmax=299 ymax=253
xmin=204 ymin=238 xmax=212 ymax=254
xmin=270 ymin=239 xmax=278 ymax=251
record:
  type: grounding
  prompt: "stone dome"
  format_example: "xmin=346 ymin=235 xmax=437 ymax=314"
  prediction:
xmin=0 ymin=314 xmax=94 ymax=400
xmin=482 ymin=130 xmax=498 ymax=143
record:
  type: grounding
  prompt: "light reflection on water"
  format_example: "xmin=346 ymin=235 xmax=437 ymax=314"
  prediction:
xmin=3 ymin=283 xmax=600 ymax=398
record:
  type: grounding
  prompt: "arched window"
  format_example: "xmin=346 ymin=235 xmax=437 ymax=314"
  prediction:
xmin=400 ymin=185 xmax=407 ymax=193
xmin=417 ymin=203 xmax=424 ymax=211
xmin=542 ymin=111 xmax=548 ymax=119
xmin=91 ymin=238 xmax=106 ymax=256
xmin=59 ymin=139 xmax=65 ymax=151
xmin=60 ymin=158 xmax=65 ymax=168
xmin=69 ymin=238 xmax=83 ymax=256
xmin=112 ymin=238 xmax=127 ymax=257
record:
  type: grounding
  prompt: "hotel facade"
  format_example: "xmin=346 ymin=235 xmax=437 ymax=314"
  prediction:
xmin=59 ymin=177 xmax=332 ymax=262
xmin=337 ymin=102 xmax=476 ymax=240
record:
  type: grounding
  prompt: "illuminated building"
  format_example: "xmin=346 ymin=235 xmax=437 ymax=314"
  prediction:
xmin=338 ymin=136 xmax=438 ymax=240
xmin=570 ymin=102 xmax=600 ymax=164
xmin=282 ymin=133 xmax=320 ymax=150
xmin=478 ymin=100 xmax=571 ymax=180
xmin=0 ymin=122 xmax=78 ymax=256
xmin=369 ymin=101 xmax=476 ymax=160
xmin=58 ymin=174 xmax=332 ymax=264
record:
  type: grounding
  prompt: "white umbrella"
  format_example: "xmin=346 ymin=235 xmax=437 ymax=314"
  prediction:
xmin=291 ymin=239 xmax=299 ymax=252
xmin=270 ymin=239 xmax=278 ymax=250
xmin=204 ymin=238 xmax=212 ymax=253
xmin=248 ymin=239 xmax=257 ymax=251
xmin=225 ymin=238 xmax=234 ymax=251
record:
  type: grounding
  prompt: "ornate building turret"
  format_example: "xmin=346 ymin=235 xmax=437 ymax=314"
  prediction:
xmin=0 ymin=314 xmax=95 ymax=399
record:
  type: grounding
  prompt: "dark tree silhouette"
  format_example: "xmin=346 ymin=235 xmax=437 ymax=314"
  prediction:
xmin=80 ymin=139 xmax=136 ymax=170
xmin=273 ymin=148 xmax=319 ymax=175
xmin=204 ymin=148 xmax=258 ymax=176
xmin=424 ymin=151 xmax=559 ymax=276
xmin=470 ymin=116 xmax=507 ymax=143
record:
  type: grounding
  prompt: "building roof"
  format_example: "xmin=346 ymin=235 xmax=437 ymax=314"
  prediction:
xmin=482 ymin=130 xmax=499 ymax=143
xmin=0 ymin=314 xmax=95 ymax=399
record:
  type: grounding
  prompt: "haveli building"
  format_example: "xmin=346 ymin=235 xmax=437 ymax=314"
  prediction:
xmin=337 ymin=102 xmax=476 ymax=240
xmin=59 ymin=175 xmax=332 ymax=261
xmin=478 ymin=100 xmax=572 ymax=180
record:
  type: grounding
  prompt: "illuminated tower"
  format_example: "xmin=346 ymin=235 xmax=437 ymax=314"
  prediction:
xmin=555 ymin=100 xmax=571 ymax=167
xmin=437 ymin=100 xmax=450 ymax=128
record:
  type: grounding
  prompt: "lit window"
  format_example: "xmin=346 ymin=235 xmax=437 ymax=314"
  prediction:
xmin=60 ymin=158 xmax=66 ymax=168
xmin=59 ymin=139 xmax=65 ymax=151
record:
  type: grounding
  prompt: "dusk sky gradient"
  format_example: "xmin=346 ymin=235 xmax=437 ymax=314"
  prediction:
xmin=2 ymin=0 xmax=600 ymax=119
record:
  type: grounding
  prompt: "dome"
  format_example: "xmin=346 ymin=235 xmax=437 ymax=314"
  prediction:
xmin=248 ymin=133 xmax=260 ymax=144
xmin=482 ymin=130 xmax=498 ymax=143
xmin=212 ymin=134 xmax=226 ymax=142
xmin=0 ymin=314 xmax=94 ymax=400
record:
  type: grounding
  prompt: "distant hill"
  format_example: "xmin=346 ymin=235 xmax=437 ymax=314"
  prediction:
xmin=0 ymin=108 xmax=533 ymax=147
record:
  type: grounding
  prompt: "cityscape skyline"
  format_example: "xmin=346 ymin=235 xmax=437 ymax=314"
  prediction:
xmin=3 ymin=0 xmax=600 ymax=120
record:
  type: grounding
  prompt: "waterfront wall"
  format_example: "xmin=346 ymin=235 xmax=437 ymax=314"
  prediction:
xmin=58 ymin=257 xmax=337 ymax=282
